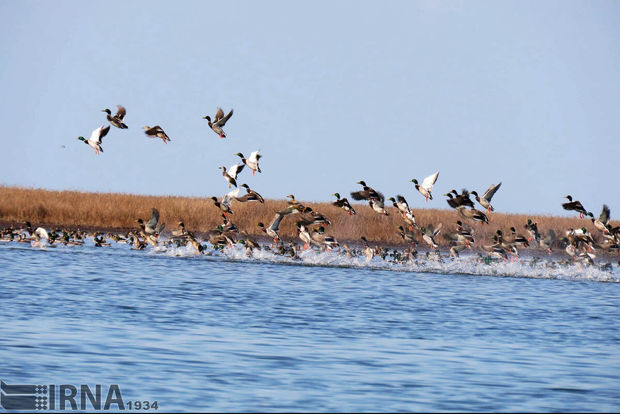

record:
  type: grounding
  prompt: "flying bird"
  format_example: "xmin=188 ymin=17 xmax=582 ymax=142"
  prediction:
xmin=235 ymin=151 xmax=261 ymax=175
xmin=203 ymin=108 xmax=233 ymax=138
xmin=77 ymin=125 xmax=110 ymax=155
xmin=411 ymin=171 xmax=439 ymax=202
xmin=102 ymin=105 xmax=128 ymax=129
xmin=471 ymin=182 xmax=502 ymax=214
xmin=142 ymin=125 xmax=171 ymax=144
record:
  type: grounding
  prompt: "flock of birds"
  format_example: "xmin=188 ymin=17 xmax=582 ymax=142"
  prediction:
xmin=3 ymin=105 xmax=618 ymax=272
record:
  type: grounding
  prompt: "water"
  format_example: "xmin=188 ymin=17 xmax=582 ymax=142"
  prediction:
xmin=1 ymin=242 xmax=619 ymax=412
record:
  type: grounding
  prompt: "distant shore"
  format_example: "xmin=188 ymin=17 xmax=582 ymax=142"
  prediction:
xmin=0 ymin=186 xmax=611 ymax=250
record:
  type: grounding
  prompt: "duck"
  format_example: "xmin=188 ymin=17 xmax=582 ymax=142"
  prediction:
xmin=332 ymin=193 xmax=356 ymax=215
xmin=524 ymin=219 xmax=540 ymax=242
xmin=142 ymin=125 xmax=171 ymax=144
xmin=539 ymin=229 xmax=556 ymax=253
xmin=562 ymin=195 xmax=588 ymax=218
xmin=350 ymin=181 xmax=383 ymax=202
xmin=389 ymin=195 xmax=414 ymax=225
xmin=421 ymin=223 xmax=442 ymax=249
xmin=77 ymin=125 xmax=110 ymax=155
xmin=456 ymin=206 xmax=488 ymax=224
xmin=369 ymin=198 xmax=389 ymax=216
xmin=210 ymin=196 xmax=233 ymax=216
xmin=397 ymin=225 xmax=416 ymax=246
xmin=471 ymin=182 xmax=501 ymax=214
xmin=31 ymin=227 xmax=49 ymax=247
xmin=311 ymin=226 xmax=339 ymax=249
xmin=445 ymin=189 xmax=475 ymax=209
xmin=102 ymin=105 xmax=128 ymax=129
xmin=257 ymin=212 xmax=285 ymax=243
xmin=589 ymin=204 xmax=610 ymax=234
xmin=235 ymin=151 xmax=261 ymax=175
xmin=410 ymin=171 xmax=439 ymax=202
xmin=136 ymin=208 xmax=165 ymax=236
xmin=360 ymin=236 xmax=374 ymax=261
xmin=239 ymin=184 xmax=264 ymax=203
xmin=449 ymin=242 xmax=470 ymax=258
xmin=296 ymin=222 xmax=313 ymax=249
xmin=219 ymin=164 xmax=244 ymax=188
xmin=203 ymin=108 xmax=233 ymax=138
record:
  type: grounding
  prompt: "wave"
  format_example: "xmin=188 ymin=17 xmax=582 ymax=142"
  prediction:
xmin=2 ymin=239 xmax=618 ymax=283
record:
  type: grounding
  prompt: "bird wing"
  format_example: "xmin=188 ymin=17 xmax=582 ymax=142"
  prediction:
xmin=249 ymin=150 xmax=261 ymax=163
xmin=143 ymin=126 xmax=158 ymax=135
xmin=89 ymin=125 xmax=109 ymax=144
xmin=422 ymin=171 xmax=439 ymax=191
xmin=433 ymin=222 xmax=443 ymax=237
xmin=214 ymin=108 xmax=224 ymax=122
xmin=34 ymin=227 xmax=49 ymax=240
xmin=600 ymin=204 xmax=610 ymax=224
xmin=482 ymin=182 xmax=502 ymax=202
xmin=215 ymin=109 xmax=233 ymax=126
xmin=222 ymin=188 xmax=240 ymax=207
xmin=115 ymin=105 xmax=127 ymax=120
xmin=146 ymin=208 xmax=160 ymax=232
xmin=269 ymin=212 xmax=285 ymax=232
xmin=228 ymin=163 xmax=245 ymax=179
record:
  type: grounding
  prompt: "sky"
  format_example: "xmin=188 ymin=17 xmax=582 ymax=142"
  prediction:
xmin=1 ymin=0 xmax=618 ymax=216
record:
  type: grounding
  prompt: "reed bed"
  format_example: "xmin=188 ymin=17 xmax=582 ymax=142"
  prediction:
xmin=0 ymin=186 xmax=613 ymax=248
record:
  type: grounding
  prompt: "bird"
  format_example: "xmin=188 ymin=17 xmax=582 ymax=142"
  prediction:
xmin=332 ymin=193 xmax=356 ymax=215
xmin=142 ymin=125 xmax=171 ymax=144
xmin=77 ymin=125 xmax=110 ymax=155
xmin=389 ymin=195 xmax=415 ymax=227
xmin=421 ymin=223 xmax=442 ymax=249
xmin=219 ymin=164 xmax=244 ymax=188
xmin=235 ymin=151 xmax=261 ymax=176
xmin=102 ymin=105 xmax=128 ymax=129
xmin=351 ymin=181 xmax=383 ymax=202
xmin=411 ymin=171 xmax=439 ymax=202
xmin=562 ymin=195 xmax=588 ymax=218
xmin=539 ymin=229 xmax=556 ymax=253
xmin=369 ymin=199 xmax=389 ymax=216
xmin=137 ymin=208 xmax=165 ymax=236
xmin=456 ymin=206 xmax=489 ymax=224
xmin=589 ymin=204 xmax=611 ymax=234
xmin=351 ymin=181 xmax=387 ymax=216
xmin=203 ymin=108 xmax=233 ymax=138
xmin=31 ymin=227 xmax=49 ymax=247
xmin=444 ymin=189 xmax=475 ymax=209
xmin=471 ymin=182 xmax=501 ymax=214
xmin=258 ymin=212 xmax=285 ymax=243
xmin=296 ymin=222 xmax=313 ymax=250
xmin=210 ymin=196 xmax=233 ymax=216
xmin=238 ymin=184 xmax=264 ymax=203
xmin=524 ymin=219 xmax=540 ymax=242
xmin=397 ymin=225 xmax=417 ymax=246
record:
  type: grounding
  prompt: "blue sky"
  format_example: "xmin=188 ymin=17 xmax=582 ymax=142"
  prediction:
xmin=1 ymin=1 xmax=618 ymax=216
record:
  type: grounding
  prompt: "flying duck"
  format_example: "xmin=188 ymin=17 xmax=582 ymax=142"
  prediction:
xmin=142 ymin=125 xmax=171 ymax=144
xmin=102 ymin=105 xmax=128 ymax=129
xmin=471 ymin=182 xmax=501 ymax=214
xmin=203 ymin=108 xmax=233 ymax=138
xmin=77 ymin=125 xmax=110 ymax=155
xmin=411 ymin=171 xmax=439 ymax=202
xmin=562 ymin=195 xmax=588 ymax=218
xmin=235 ymin=151 xmax=261 ymax=175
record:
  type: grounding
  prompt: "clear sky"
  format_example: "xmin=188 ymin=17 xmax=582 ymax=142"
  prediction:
xmin=1 ymin=0 xmax=618 ymax=216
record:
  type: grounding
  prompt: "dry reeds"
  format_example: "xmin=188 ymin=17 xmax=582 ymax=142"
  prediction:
xmin=0 ymin=186 xmax=614 ymax=247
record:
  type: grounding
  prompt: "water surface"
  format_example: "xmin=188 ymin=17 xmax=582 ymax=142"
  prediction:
xmin=1 ymin=243 xmax=619 ymax=412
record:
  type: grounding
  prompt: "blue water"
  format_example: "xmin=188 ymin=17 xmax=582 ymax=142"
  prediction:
xmin=1 ymin=242 xmax=619 ymax=412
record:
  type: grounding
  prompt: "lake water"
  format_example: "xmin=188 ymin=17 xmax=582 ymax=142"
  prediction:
xmin=1 ymin=241 xmax=619 ymax=412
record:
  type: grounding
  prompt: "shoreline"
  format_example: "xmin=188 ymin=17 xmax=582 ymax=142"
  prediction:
xmin=1 ymin=185 xmax=616 ymax=252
